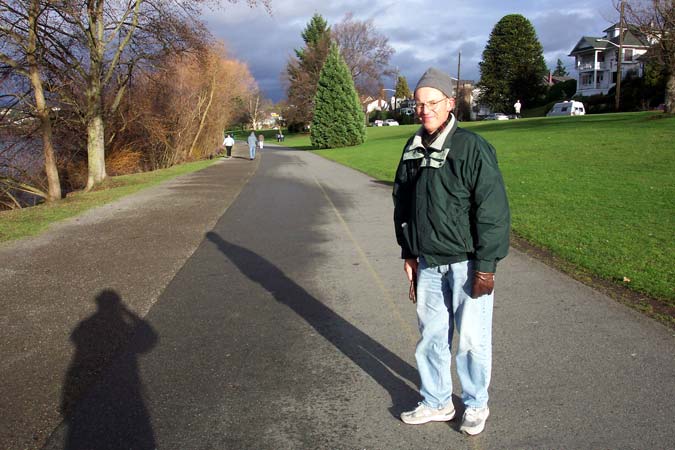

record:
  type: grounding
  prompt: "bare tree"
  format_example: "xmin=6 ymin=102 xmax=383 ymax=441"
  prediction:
xmin=1 ymin=0 xmax=271 ymax=203
xmin=187 ymin=51 xmax=219 ymax=159
xmin=331 ymin=12 xmax=395 ymax=97
xmin=115 ymin=43 xmax=256 ymax=168
xmin=0 ymin=0 xmax=61 ymax=202
xmin=618 ymin=0 xmax=675 ymax=113
xmin=43 ymin=0 xmax=144 ymax=190
xmin=243 ymin=88 xmax=273 ymax=130
xmin=49 ymin=0 xmax=271 ymax=190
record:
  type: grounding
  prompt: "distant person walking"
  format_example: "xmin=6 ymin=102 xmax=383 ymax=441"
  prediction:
xmin=222 ymin=134 xmax=235 ymax=159
xmin=247 ymin=132 xmax=257 ymax=160
xmin=258 ymin=134 xmax=265 ymax=150
xmin=514 ymin=99 xmax=522 ymax=118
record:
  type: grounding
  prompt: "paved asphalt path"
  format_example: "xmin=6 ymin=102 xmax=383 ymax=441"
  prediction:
xmin=5 ymin=144 xmax=675 ymax=449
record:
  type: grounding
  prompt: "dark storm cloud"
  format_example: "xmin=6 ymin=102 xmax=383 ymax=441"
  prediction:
xmin=203 ymin=1 xmax=613 ymax=102
xmin=534 ymin=11 xmax=608 ymax=53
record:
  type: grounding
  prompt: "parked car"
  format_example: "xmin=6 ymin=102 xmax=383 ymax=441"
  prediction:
xmin=373 ymin=120 xmax=384 ymax=126
xmin=484 ymin=113 xmax=509 ymax=121
xmin=383 ymin=119 xmax=399 ymax=126
xmin=546 ymin=101 xmax=585 ymax=117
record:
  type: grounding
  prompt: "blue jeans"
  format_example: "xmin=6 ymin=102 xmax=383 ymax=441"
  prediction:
xmin=249 ymin=144 xmax=256 ymax=159
xmin=414 ymin=257 xmax=493 ymax=409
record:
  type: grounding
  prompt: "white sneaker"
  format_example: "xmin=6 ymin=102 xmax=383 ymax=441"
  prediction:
xmin=400 ymin=402 xmax=455 ymax=425
xmin=459 ymin=406 xmax=490 ymax=435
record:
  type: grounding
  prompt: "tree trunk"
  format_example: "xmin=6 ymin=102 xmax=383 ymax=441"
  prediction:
xmin=28 ymin=0 xmax=61 ymax=201
xmin=86 ymin=114 xmax=107 ymax=190
xmin=85 ymin=1 xmax=107 ymax=191
xmin=666 ymin=72 xmax=675 ymax=114
xmin=31 ymin=71 xmax=61 ymax=200
xmin=85 ymin=66 xmax=107 ymax=190
xmin=249 ymin=95 xmax=261 ymax=130
xmin=188 ymin=72 xmax=216 ymax=158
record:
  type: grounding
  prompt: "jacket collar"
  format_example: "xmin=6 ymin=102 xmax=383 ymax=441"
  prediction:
xmin=402 ymin=114 xmax=457 ymax=168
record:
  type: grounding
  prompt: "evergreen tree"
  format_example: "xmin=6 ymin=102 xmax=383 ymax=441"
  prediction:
xmin=285 ymin=14 xmax=332 ymax=129
xmin=395 ymin=75 xmax=412 ymax=99
xmin=553 ymin=58 xmax=569 ymax=77
xmin=296 ymin=14 xmax=330 ymax=60
xmin=310 ymin=44 xmax=366 ymax=149
xmin=478 ymin=14 xmax=548 ymax=111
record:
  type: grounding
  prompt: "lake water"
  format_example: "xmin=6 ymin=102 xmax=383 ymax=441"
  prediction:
xmin=0 ymin=133 xmax=46 ymax=207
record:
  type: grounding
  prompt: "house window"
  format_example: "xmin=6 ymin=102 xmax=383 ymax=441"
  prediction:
xmin=624 ymin=49 xmax=633 ymax=61
xmin=581 ymin=73 xmax=593 ymax=86
xmin=597 ymin=52 xmax=605 ymax=62
xmin=596 ymin=73 xmax=604 ymax=84
xmin=612 ymin=72 xmax=617 ymax=83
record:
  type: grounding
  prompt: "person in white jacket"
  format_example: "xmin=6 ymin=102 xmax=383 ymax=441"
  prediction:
xmin=222 ymin=134 xmax=235 ymax=159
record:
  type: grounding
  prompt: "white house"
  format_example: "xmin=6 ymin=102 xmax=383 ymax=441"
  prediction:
xmin=362 ymin=97 xmax=390 ymax=114
xmin=469 ymin=87 xmax=491 ymax=120
xmin=569 ymin=23 xmax=651 ymax=97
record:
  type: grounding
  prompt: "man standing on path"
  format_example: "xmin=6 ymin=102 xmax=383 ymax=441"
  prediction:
xmin=392 ymin=67 xmax=510 ymax=436
xmin=247 ymin=132 xmax=257 ymax=160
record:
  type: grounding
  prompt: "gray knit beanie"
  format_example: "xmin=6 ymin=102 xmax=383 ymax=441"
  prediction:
xmin=414 ymin=67 xmax=454 ymax=98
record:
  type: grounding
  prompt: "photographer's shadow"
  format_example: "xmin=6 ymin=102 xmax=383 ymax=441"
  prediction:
xmin=206 ymin=232 xmax=420 ymax=417
xmin=57 ymin=290 xmax=158 ymax=450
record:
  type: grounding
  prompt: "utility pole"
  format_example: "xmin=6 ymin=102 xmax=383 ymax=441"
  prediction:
xmin=616 ymin=0 xmax=625 ymax=112
xmin=456 ymin=51 xmax=461 ymax=119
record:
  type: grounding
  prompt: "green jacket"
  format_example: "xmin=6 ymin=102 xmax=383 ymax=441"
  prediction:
xmin=392 ymin=118 xmax=510 ymax=272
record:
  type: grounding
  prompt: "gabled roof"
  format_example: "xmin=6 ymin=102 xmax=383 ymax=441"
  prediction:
xmin=603 ymin=23 xmax=620 ymax=33
xmin=569 ymin=36 xmax=609 ymax=55
xmin=621 ymin=28 xmax=651 ymax=47
xmin=603 ymin=22 xmax=645 ymax=37
xmin=569 ymin=27 xmax=651 ymax=56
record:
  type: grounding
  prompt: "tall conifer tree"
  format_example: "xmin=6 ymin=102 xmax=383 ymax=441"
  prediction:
xmin=395 ymin=75 xmax=412 ymax=99
xmin=553 ymin=58 xmax=569 ymax=77
xmin=285 ymin=14 xmax=331 ymax=128
xmin=478 ymin=14 xmax=547 ymax=111
xmin=311 ymin=44 xmax=366 ymax=149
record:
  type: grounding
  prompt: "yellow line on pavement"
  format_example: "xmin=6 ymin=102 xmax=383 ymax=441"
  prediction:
xmin=311 ymin=173 xmax=418 ymax=345
xmin=312 ymin=170 xmax=493 ymax=449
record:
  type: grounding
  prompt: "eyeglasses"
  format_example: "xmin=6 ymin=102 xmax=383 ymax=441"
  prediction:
xmin=414 ymin=97 xmax=447 ymax=112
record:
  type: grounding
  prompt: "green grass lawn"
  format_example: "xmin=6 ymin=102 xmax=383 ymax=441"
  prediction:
xmin=0 ymin=159 xmax=216 ymax=242
xmin=283 ymin=113 xmax=675 ymax=311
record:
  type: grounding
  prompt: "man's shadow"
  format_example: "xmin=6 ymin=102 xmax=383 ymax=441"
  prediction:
xmin=54 ymin=290 xmax=158 ymax=450
xmin=206 ymin=232 xmax=421 ymax=417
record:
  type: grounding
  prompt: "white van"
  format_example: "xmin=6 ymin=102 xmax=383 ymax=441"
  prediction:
xmin=546 ymin=101 xmax=585 ymax=117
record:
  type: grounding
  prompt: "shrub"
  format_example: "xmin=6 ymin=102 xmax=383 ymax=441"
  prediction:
xmin=106 ymin=149 xmax=143 ymax=176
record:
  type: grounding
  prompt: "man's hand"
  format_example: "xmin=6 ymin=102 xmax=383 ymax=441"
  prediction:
xmin=472 ymin=271 xmax=494 ymax=298
xmin=404 ymin=259 xmax=419 ymax=303
xmin=404 ymin=258 xmax=418 ymax=282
